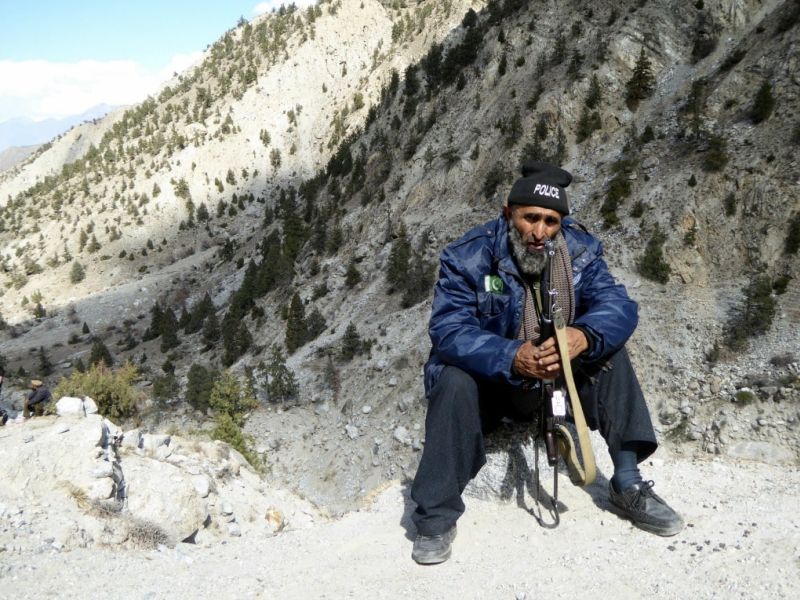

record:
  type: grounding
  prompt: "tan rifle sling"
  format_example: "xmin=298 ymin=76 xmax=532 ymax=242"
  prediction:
xmin=552 ymin=308 xmax=597 ymax=487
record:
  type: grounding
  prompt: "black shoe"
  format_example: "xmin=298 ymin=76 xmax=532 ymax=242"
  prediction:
xmin=609 ymin=480 xmax=684 ymax=537
xmin=412 ymin=526 xmax=457 ymax=565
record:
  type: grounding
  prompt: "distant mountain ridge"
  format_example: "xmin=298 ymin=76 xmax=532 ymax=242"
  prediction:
xmin=0 ymin=144 xmax=40 ymax=173
xmin=0 ymin=104 xmax=117 ymax=153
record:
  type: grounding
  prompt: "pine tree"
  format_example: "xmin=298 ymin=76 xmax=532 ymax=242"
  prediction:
xmin=785 ymin=213 xmax=800 ymax=255
xmin=235 ymin=322 xmax=253 ymax=357
xmin=498 ymin=52 xmax=508 ymax=76
xmin=270 ymin=148 xmax=282 ymax=170
xmin=196 ymin=203 xmax=210 ymax=222
xmin=703 ymin=134 xmax=729 ymax=172
xmin=143 ymin=303 xmax=164 ymax=341
xmin=638 ymin=225 xmax=671 ymax=284
xmin=152 ymin=372 xmax=176 ymax=403
xmin=401 ymin=250 xmax=435 ymax=308
xmin=185 ymin=364 xmax=217 ymax=413
xmin=585 ymin=74 xmax=602 ymax=109
xmin=87 ymin=234 xmax=101 ymax=253
xmin=221 ymin=311 xmax=250 ymax=366
xmin=576 ymin=108 xmax=601 ymax=143
xmin=750 ymin=81 xmax=775 ymax=124
xmin=69 ymin=261 xmax=86 ymax=284
xmin=159 ymin=308 xmax=180 ymax=352
xmin=724 ymin=275 xmax=777 ymax=350
xmin=285 ymin=292 xmax=307 ymax=353
xmin=187 ymin=293 xmax=214 ymax=334
xmin=552 ymin=126 xmax=568 ymax=166
xmin=686 ymin=79 xmax=707 ymax=138
xmin=89 ymin=339 xmax=114 ymax=367
xmin=266 ymin=345 xmax=299 ymax=404
xmin=387 ymin=223 xmax=412 ymax=292
xmin=340 ymin=323 xmax=363 ymax=361
xmin=229 ymin=260 xmax=259 ymax=319
xmin=324 ymin=354 xmax=340 ymax=404
xmin=326 ymin=222 xmax=343 ymax=255
xmin=306 ymin=308 xmax=327 ymax=343
xmin=209 ymin=370 xmax=258 ymax=426
xmin=202 ymin=310 xmax=220 ymax=347
xmin=178 ymin=306 xmax=191 ymax=330
xmin=625 ymin=48 xmax=656 ymax=110
xmin=257 ymin=230 xmax=291 ymax=295
xmin=38 ymin=346 xmax=53 ymax=376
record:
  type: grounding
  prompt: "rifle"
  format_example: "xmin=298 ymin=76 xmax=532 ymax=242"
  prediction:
xmin=537 ymin=239 xmax=564 ymax=470
xmin=532 ymin=238 xmax=596 ymax=525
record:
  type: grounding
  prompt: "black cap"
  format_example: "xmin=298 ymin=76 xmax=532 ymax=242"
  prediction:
xmin=507 ymin=161 xmax=572 ymax=215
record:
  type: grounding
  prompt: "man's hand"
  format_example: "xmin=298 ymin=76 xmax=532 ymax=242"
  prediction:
xmin=562 ymin=326 xmax=590 ymax=361
xmin=513 ymin=338 xmax=560 ymax=379
xmin=513 ymin=327 xmax=588 ymax=379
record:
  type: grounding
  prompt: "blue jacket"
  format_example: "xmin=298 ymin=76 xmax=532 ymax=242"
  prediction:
xmin=423 ymin=214 xmax=638 ymax=397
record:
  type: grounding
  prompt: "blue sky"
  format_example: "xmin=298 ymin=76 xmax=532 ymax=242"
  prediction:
xmin=0 ymin=0 xmax=316 ymax=122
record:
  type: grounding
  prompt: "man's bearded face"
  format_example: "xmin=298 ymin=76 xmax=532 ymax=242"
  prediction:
xmin=505 ymin=205 xmax=563 ymax=276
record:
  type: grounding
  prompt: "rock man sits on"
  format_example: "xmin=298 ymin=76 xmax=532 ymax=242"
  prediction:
xmin=410 ymin=161 xmax=683 ymax=565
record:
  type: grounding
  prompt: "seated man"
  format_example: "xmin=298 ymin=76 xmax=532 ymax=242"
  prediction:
xmin=23 ymin=379 xmax=52 ymax=418
xmin=410 ymin=161 xmax=683 ymax=565
xmin=0 ymin=371 xmax=7 ymax=425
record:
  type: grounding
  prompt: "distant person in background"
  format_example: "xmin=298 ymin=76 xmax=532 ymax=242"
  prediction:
xmin=0 ymin=371 xmax=8 ymax=425
xmin=23 ymin=379 xmax=52 ymax=419
xmin=410 ymin=161 xmax=683 ymax=565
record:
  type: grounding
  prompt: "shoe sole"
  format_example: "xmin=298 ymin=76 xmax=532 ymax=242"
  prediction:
xmin=412 ymin=528 xmax=457 ymax=565
xmin=412 ymin=546 xmax=452 ymax=565
xmin=608 ymin=502 xmax=684 ymax=537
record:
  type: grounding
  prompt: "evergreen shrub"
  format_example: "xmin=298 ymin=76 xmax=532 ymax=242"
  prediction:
xmin=53 ymin=362 xmax=140 ymax=419
xmin=638 ymin=225 xmax=671 ymax=283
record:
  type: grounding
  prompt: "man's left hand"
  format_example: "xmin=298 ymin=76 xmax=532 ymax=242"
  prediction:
xmin=563 ymin=326 xmax=589 ymax=361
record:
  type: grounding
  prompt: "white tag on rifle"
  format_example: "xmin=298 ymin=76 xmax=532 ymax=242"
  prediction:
xmin=551 ymin=390 xmax=567 ymax=417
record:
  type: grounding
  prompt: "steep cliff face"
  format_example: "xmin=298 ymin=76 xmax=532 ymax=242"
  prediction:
xmin=0 ymin=0 xmax=797 ymax=510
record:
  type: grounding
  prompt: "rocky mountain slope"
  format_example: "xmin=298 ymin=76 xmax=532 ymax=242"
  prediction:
xmin=0 ymin=0 xmax=798 ymax=517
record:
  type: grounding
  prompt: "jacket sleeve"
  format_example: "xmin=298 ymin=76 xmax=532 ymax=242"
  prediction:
xmin=572 ymin=242 xmax=638 ymax=362
xmin=27 ymin=389 xmax=45 ymax=405
xmin=428 ymin=245 xmax=525 ymax=384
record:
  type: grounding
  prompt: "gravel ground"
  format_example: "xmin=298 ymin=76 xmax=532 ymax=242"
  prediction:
xmin=2 ymin=450 xmax=798 ymax=600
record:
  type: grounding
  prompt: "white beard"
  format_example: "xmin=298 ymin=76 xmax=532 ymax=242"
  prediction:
xmin=508 ymin=222 xmax=549 ymax=277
